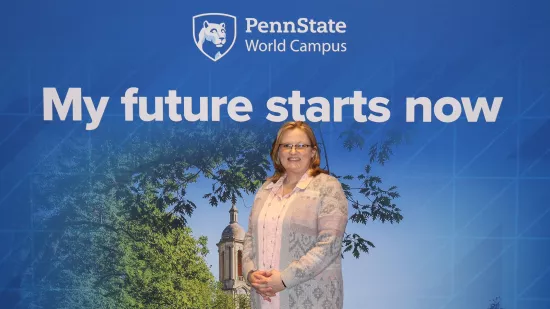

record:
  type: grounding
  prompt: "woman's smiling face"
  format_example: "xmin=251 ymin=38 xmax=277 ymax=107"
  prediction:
xmin=278 ymin=128 xmax=315 ymax=176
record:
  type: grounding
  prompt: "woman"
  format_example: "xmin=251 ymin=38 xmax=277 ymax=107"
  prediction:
xmin=242 ymin=121 xmax=349 ymax=309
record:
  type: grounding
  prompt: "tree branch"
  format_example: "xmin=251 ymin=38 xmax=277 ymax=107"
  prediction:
xmin=317 ymin=125 xmax=330 ymax=172
xmin=68 ymin=220 xmax=140 ymax=242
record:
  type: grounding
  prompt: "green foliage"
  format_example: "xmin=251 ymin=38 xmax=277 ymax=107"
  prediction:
xmin=108 ymin=224 xmax=229 ymax=308
xmin=25 ymin=123 xmax=266 ymax=308
xmin=235 ymin=294 xmax=252 ymax=309
xmin=24 ymin=120 xmax=406 ymax=308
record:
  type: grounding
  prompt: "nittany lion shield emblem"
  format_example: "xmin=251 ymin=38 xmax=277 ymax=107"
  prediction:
xmin=193 ymin=13 xmax=237 ymax=62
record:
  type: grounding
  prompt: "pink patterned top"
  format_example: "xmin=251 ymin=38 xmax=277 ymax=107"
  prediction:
xmin=257 ymin=172 xmax=312 ymax=309
xmin=244 ymin=172 xmax=348 ymax=309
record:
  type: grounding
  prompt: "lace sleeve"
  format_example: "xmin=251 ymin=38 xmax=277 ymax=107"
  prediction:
xmin=280 ymin=176 xmax=348 ymax=288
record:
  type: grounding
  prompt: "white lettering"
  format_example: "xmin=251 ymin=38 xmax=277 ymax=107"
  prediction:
xmin=333 ymin=97 xmax=349 ymax=122
xmin=43 ymin=87 xmax=82 ymax=121
xmin=121 ymin=87 xmax=139 ymax=121
xmin=245 ymin=18 xmax=258 ymax=33
xmin=211 ymin=97 xmax=227 ymax=121
xmin=228 ymin=97 xmax=252 ymax=122
xmin=266 ymin=96 xmax=288 ymax=122
xmin=83 ymin=96 xmax=108 ymax=130
xmin=183 ymin=97 xmax=208 ymax=122
xmin=461 ymin=97 xmax=502 ymax=122
xmin=138 ymin=96 xmax=163 ymax=122
xmin=407 ymin=96 xmax=502 ymax=122
xmin=406 ymin=97 xmax=432 ymax=122
xmin=306 ymin=97 xmax=331 ymax=122
xmin=350 ymin=91 xmax=367 ymax=122
xmin=44 ymin=87 xmax=108 ymax=130
xmin=289 ymin=90 xmax=306 ymax=121
xmin=434 ymin=97 xmax=462 ymax=123
xmin=244 ymin=17 xmax=347 ymax=34
xmin=165 ymin=90 xmax=182 ymax=122
xmin=368 ymin=97 xmax=390 ymax=123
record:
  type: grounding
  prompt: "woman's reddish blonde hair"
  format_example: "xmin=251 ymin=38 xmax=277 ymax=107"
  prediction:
xmin=269 ymin=121 xmax=328 ymax=183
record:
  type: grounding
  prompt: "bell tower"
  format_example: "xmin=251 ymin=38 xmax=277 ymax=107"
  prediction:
xmin=217 ymin=203 xmax=250 ymax=298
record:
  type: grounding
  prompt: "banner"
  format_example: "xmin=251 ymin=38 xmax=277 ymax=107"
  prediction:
xmin=1 ymin=1 xmax=549 ymax=308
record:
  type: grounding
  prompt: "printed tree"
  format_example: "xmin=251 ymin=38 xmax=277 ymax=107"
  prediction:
xmin=23 ymin=123 xmax=268 ymax=308
xmin=22 ymin=120 xmax=404 ymax=308
xmin=318 ymin=122 xmax=405 ymax=257
xmin=488 ymin=297 xmax=503 ymax=309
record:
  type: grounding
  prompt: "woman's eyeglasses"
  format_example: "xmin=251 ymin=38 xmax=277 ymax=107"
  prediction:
xmin=279 ymin=143 xmax=312 ymax=151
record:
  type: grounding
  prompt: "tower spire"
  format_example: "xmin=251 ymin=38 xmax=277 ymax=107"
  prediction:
xmin=229 ymin=202 xmax=238 ymax=224
xmin=217 ymin=202 xmax=249 ymax=298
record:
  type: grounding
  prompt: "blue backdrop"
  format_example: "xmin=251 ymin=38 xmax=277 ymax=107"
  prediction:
xmin=1 ymin=0 xmax=549 ymax=308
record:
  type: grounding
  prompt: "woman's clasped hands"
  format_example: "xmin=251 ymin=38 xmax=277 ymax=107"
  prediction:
xmin=248 ymin=269 xmax=287 ymax=302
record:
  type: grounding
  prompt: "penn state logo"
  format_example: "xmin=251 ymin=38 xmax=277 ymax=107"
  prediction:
xmin=193 ymin=13 xmax=237 ymax=62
